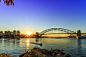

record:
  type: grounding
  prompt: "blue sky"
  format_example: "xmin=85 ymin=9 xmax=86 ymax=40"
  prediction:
xmin=0 ymin=0 xmax=86 ymax=34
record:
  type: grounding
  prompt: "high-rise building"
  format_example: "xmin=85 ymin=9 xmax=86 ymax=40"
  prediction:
xmin=5 ymin=31 xmax=7 ymax=36
xmin=0 ymin=31 xmax=3 ymax=33
xmin=11 ymin=32 xmax=13 ymax=35
xmin=17 ymin=30 xmax=20 ymax=36
xmin=13 ymin=30 xmax=16 ymax=36
xmin=8 ymin=31 xmax=11 ymax=37
xmin=0 ymin=31 xmax=3 ymax=38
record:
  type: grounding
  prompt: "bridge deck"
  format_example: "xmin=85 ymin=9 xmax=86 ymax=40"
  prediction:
xmin=43 ymin=33 xmax=86 ymax=35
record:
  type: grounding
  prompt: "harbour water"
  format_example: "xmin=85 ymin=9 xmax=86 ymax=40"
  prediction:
xmin=0 ymin=38 xmax=86 ymax=57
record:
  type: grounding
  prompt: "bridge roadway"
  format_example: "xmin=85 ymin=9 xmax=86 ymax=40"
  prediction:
xmin=42 ymin=33 xmax=86 ymax=35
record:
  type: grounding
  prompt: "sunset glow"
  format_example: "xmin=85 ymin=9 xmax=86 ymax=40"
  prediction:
xmin=26 ymin=31 xmax=32 ymax=35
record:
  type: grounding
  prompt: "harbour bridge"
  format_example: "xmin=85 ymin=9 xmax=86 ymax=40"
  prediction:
xmin=35 ymin=28 xmax=86 ymax=37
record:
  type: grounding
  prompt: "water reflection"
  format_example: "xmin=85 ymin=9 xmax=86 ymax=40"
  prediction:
xmin=36 ymin=38 xmax=39 ymax=42
xmin=16 ymin=42 xmax=20 ymax=47
xmin=77 ymin=39 xmax=82 ymax=54
xmin=0 ymin=38 xmax=85 ymax=57
xmin=77 ymin=39 xmax=81 ymax=44
xmin=26 ymin=39 xmax=30 ymax=49
xmin=26 ymin=39 xmax=29 ymax=42
xmin=0 ymin=38 xmax=32 ymax=56
xmin=77 ymin=39 xmax=81 ymax=48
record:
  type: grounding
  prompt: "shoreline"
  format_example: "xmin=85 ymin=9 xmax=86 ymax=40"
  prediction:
xmin=19 ymin=47 xmax=71 ymax=57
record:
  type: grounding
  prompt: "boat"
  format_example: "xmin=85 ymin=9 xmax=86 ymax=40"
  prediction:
xmin=30 ymin=42 xmax=42 ymax=46
xmin=68 ymin=36 xmax=76 ymax=38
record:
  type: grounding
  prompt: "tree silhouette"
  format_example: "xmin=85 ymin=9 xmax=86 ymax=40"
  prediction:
xmin=0 ymin=0 xmax=14 ymax=6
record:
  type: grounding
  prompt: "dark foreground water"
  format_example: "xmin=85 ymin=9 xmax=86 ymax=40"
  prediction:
xmin=0 ymin=37 xmax=86 ymax=57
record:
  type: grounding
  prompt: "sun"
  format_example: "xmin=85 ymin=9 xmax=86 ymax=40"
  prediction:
xmin=26 ymin=31 xmax=32 ymax=35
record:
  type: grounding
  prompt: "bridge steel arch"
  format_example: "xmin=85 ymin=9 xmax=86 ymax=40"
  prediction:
xmin=39 ymin=28 xmax=76 ymax=35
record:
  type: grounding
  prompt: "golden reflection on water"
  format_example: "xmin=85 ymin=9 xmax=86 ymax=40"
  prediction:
xmin=26 ymin=39 xmax=30 ymax=49
xmin=26 ymin=39 xmax=29 ymax=42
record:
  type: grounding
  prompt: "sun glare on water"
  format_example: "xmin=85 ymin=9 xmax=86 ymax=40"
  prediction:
xmin=26 ymin=31 xmax=32 ymax=35
xmin=27 ymin=39 xmax=29 ymax=42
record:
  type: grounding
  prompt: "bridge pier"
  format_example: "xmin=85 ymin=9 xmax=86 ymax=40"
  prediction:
xmin=77 ymin=30 xmax=81 ymax=36
xmin=76 ymin=30 xmax=86 ymax=39
xmin=76 ymin=30 xmax=81 ymax=39
xmin=35 ymin=32 xmax=41 ymax=38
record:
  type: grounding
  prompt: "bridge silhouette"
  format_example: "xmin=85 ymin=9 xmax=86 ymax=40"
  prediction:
xmin=40 ymin=28 xmax=76 ymax=35
xmin=35 ymin=28 xmax=86 ymax=38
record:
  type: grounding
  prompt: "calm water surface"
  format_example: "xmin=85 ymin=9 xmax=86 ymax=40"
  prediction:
xmin=0 ymin=38 xmax=86 ymax=57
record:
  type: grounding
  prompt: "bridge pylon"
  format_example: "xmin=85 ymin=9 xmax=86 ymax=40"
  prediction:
xmin=35 ymin=32 xmax=42 ymax=38
xmin=77 ymin=30 xmax=81 ymax=36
